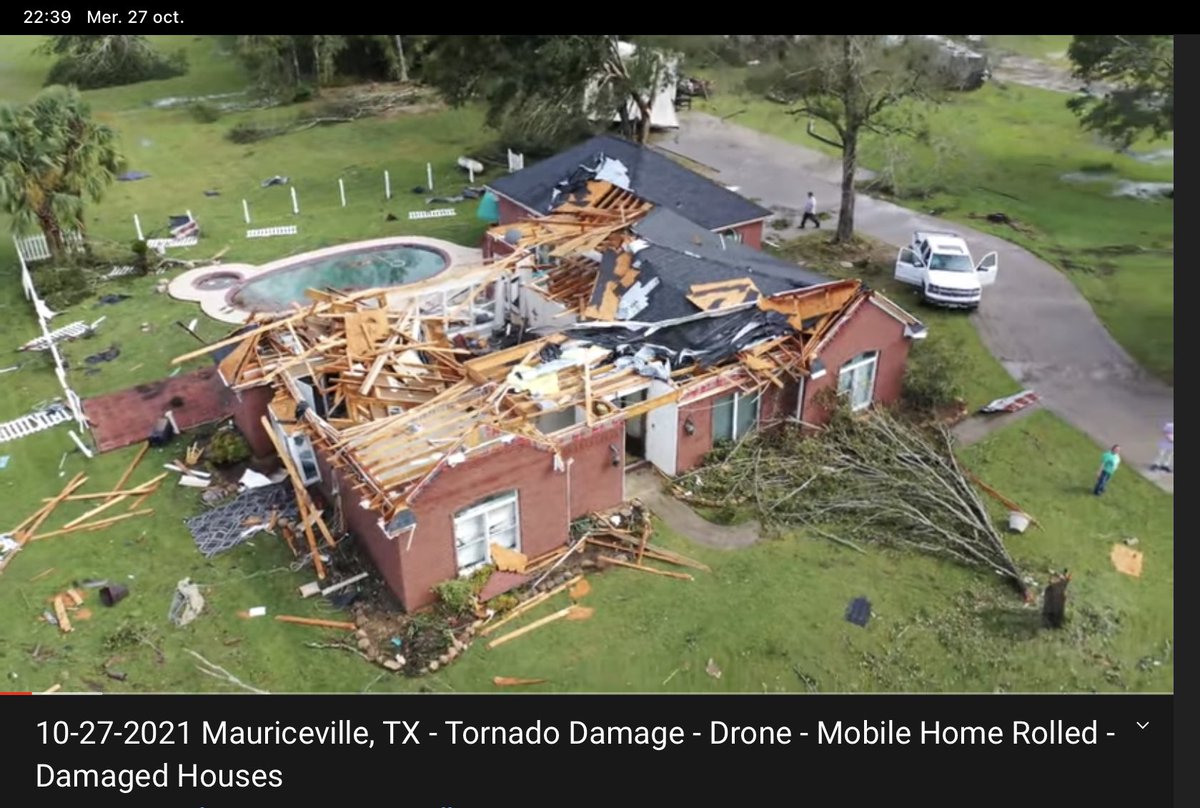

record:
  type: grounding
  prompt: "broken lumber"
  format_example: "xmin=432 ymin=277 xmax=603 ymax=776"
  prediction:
xmin=28 ymin=568 xmax=55 ymax=583
xmin=31 ymin=509 xmax=154 ymax=541
xmin=493 ymin=676 xmax=547 ymax=687
xmin=320 ymin=571 xmax=368 ymax=596
xmin=260 ymin=416 xmax=326 ymax=580
xmin=61 ymin=473 xmax=167 ymax=529
xmin=486 ymin=606 xmax=575 ymax=649
xmin=597 ymin=556 xmax=694 ymax=581
xmin=479 ymin=574 xmax=584 ymax=637
xmin=42 ymin=683 xmax=62 ymax=694
xmin=274 ymin=615 xmax=356 ymax=631
xmin=112 ymin=443 xmax=150 ymax=494
xmin=15 ymin=473 xmax=87 ymax=543
xmin=53 ymin=596 xmax=72 ymax=633
xmin=964 ymin=469 xmax=1041 ymax=528
xmin=584 ymin=537 xmax=710 ymax=571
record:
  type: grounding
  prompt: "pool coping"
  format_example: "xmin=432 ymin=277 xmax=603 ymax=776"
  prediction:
xmin=168 ymin=236 xmax=483 ymax=324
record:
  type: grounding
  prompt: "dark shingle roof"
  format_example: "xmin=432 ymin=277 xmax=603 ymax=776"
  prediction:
xmin=487 ymin=134 xmax=772 ymax=231
xmin=589 ymin=207 xmax=829 ymax=323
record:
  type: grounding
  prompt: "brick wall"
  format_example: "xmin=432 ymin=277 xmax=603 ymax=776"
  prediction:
xmin=561 ymin=421 xmax=626 ymax=518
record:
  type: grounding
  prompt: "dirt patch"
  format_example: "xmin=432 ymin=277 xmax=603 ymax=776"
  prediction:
xmin=990 ymin=54 xmax=1110 ymax=95
xmin=770 ymin=233 xmax=892 ymax=279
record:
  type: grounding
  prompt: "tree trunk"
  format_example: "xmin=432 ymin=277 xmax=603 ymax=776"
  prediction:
xmin=312 ymin=39 xmax=321 ymax=88
xmin=835 ymin=125 xmax=858 ymax=243
xmin=290 ymin=39 xmax=301 ymax=86
xmin=394 ymin=35 xmax=408 ymax=82
xmin=37 ymin=206 xmax=65 ymax=257
xmin=634 ymin=95 xmax=653 ymax=144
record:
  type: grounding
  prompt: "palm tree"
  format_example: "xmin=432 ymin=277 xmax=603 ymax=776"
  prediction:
xmin=0 ymin=86 xmax=124 ymax=255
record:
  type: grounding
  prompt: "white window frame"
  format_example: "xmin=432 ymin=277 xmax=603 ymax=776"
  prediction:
xmin=837 ymin=351 xmax=879 ymax=412
xmin=452 ymin=491 xmax=520 ymax=575
xmin=712 ymin=390 xmax=761 ymax=443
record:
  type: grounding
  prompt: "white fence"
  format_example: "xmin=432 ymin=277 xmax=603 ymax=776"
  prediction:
xmin=11 ymin=233 xmax=94 ymax=438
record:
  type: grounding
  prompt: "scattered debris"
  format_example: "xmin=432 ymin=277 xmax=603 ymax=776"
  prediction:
xmin=0 ymin=455 xmax=8 ymax=470
xmin=0 ymin=402 xmax=73 ymax=445
xmin=43 ymin=683 xmax=62 ymax=694
xmin=19 ymin=317 xmax=105 ymax=352
xmin=117 ymin=171 xmax=151 ymax=182
xmin=493 ymin=677 xmax=547 ymax=687
xmin=99 ymin=584 xmax=129 ymax=607
xmin=980 ymin=389 xmax=1040 ymax=414
xmin=1110 ymin=544 xmax=1144 ymax=577
xmin=240 ymin=606 xmax=267 ymax=618
xmin=261 ymin=176 xmax=290 ymax=187
xmin=53 ymin=596 xmax=73 ymax=633
xmin=491 ymin=543 xmax=528 ymax=573
xmin=28 ymin=567 xmax=55 ymax=583
xmin=568 ymin=578 xmax=591 ymax=600
xmin=705 ymin=658 xmax=722 ymax=679
xmin=185 ymin=482 xmax=300 ymax=558
xmin=963 ymin=469 xmax=1041 ymax=530
xmin=168 ymin=578 xmax=206 ymax=626
xmin=845 ymin=597 xmax=872 ymax=627
xmin=84 ymin=345 xmax=121 ymax=365
xmin=98 ymin=294 xmax=132 ymax=306
xmin=486 ymin=605 xmax=593 ymax=649
xmin=275 ymin=615 xmax=357 ymax=631
xmin=187 ymin=649 xmax=268 ymax=693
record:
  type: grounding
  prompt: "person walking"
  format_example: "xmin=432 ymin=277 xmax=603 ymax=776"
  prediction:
xmin=1151 ymin=421 xmax=1173 ymax=472
xmin=800 ymin=192 xmax=820 ymax=229
xmin=1094 ymin=444 xmax=1121 ymax=496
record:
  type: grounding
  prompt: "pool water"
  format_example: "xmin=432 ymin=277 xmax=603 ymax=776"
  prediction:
xmin=231 ymin=244 xmax=448 ymax=310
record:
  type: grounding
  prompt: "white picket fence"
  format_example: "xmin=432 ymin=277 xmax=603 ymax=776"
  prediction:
xmin=408 ymin=208 xmax=457 ymax=221
xmin=10 ymin=234 xmax=93 ymax=437
xmin=247 ymin=225 xmax=298 ymax=239
xmin=0 ymin=406 xmax=73 ymax=445
xmin=146 ymin=236 xmax=198 ymax=251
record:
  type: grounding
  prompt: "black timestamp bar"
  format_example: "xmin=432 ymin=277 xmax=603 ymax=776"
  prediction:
xmin=38 ymin=720 xmax=189 ymax=745
xmin=22 ymin=9 xmax=186 ymax=25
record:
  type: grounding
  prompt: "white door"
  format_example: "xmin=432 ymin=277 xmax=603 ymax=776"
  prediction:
xmin=644 ymin=379 xmax=678 ymax=477
xmin=453 ymin=492 xmax=519 ymax=574
xmin=976 ymin=251 xmax=999 ymax=286
xmin=894 ymin=247 xmax=923 ymax=285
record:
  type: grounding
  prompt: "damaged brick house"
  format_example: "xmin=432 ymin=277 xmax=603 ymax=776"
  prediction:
xmin=186 ymin=157 xmax=925 ymax=614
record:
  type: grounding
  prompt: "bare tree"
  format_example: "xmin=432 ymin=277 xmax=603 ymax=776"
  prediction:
xmin=748 ymin=36 xmax=946 ymax=242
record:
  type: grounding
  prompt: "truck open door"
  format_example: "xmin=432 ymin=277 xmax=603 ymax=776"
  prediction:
xmin=976 ymin=252 xmax=998 ymax=286
xmin=895 ymin=247 xmax=923 ymax=285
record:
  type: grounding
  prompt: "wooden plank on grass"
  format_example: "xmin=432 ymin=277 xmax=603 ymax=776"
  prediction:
xmin=112 ymin=443 xmax=150 ymax=494
xmin=274 ymin=615 xmax=356 ymax=630
xmin=598 ymin=556 xmax=694 ymax=581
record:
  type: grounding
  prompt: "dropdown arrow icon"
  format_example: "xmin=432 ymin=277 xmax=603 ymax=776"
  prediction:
xmin=1137 ymin=721 xmax=1149 ymax=729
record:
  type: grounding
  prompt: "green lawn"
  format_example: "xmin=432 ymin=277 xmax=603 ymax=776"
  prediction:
xmin=692 ymin=65 xmax=1174 ymax=383
xmin=985 ymin=35 xmax=1074 ymax=63
xmin=0 ymin=36 xmax=1172 ymax=694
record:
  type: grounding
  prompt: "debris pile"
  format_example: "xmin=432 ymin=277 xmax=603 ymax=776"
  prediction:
xmin=1 ymin=444 xmax=164 ymax=577
xmin=677 ymin=410 xmax=1025 ymax=591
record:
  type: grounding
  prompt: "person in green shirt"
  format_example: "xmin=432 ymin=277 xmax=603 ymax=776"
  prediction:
xmin=1094 ymin=445 xmax=1121 ymax=496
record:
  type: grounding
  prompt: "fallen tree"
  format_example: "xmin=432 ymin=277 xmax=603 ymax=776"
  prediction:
xmin=674 ymin=408 xmax=1025 ymax=593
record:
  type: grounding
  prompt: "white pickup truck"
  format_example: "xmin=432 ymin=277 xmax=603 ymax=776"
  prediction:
xmin=894 ymin=230 xmax=998 ymax=310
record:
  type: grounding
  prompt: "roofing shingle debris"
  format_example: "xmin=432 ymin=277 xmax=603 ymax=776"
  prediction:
xmin=174 ymin=179 xmax=921 ymax=529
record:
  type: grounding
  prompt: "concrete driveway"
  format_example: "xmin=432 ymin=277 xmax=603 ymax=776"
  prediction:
xmin=662 ymin=113 xmax=1173 ymax=493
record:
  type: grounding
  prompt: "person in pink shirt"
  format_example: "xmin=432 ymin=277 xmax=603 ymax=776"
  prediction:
xmin=1151 ymin=421 xmax=1173 ymax=473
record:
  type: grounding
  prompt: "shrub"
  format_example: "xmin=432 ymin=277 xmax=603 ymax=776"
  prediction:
xmin=46 ymin=48 xmax=187 ymax=90
xmin=490 ymin=593 xmax=520 ymax=612
xmin=433 ymin=579 xmax=476 ymax=615
xmin=35 ymin=265 xmax=92 ymax=309
xmin=130 ymin=240 xmax=151 ymax=275
xmin=902 ymin=334 xmax=969 ymax=414
xmin=468 ymin=565 xmax=494 ymax=594
xmin=226 ymin=121 xmax=280 ymax=143
xmin=189 ymin=102 xmax=222 ymax=123
xmin=205 ymin=429 xmax=252 ymax=466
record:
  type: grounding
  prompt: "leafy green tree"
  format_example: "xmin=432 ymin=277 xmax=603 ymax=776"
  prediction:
xmin=0 ymin=86 xmax=124 ymax=254
xmin=1066 ymin=35 xmax=1173 ymax=148
xmin=747 ymin=36 xmax=945 ymax=242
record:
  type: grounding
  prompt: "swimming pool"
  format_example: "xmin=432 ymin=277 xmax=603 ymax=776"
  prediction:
xmin=231 ymin=244 xmax=448 ymax=310
xmin=168 ymin=237 xmax=481 ymax=324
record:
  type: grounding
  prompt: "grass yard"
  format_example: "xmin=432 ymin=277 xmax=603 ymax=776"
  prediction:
xmin=984 ymin=35 xmax=1074 ymax=63
xmin=689 ymin=64 xmax=1174 ymax=383
xmin=0 ymin=36 xmax=1172 ymax=694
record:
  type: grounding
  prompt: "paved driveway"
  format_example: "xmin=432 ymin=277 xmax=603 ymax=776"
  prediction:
xmin=663 ymin=113 xmax=1173 ymax=493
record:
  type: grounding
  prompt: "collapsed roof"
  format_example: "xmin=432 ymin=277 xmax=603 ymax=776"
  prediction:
xmin=486 ymin=134 xmax=772 ymax=230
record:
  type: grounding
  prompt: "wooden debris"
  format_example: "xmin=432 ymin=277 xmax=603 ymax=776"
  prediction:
xmin=479 ymin=574 xmax=584 ymax=637
xmin=568 ymin=578 xmax=591 ymax=600
xmin=53 ymin=596 xmax=72 ymax=633
xmin=597 ymin=556 xmax=694 ymax=581
xmin=65 ymin=589 xmax=84 ymax=606
xmin=28 ymin=568 xmax=55 ymax=583
xmin=298 ymin=581 xmax=322 ymax=598
xmin=13 ymin=473 xmax=87 ymax=543
xmin=43 ymin=683 xmax=62 ymax=694
xmin=61 ymin=473 xmax=167 ymax=530
xmin=964 ymin=468 xmax=1041 ymax=529
xmin=260 ymin=415 xmax=326 ymax=580
xmin=493 ymin=676 xmax=547 ymax=687
xmin=1110 ymin=543 xmax=1144 ymax=577
xmin=185 ymin=442 xmax=203 ymax=466
xmin=491 ymin=543 xmax=528 ymax=574
xmin=487 ymin=606 xmax=578 ymax=649
xmin=112 ymin=443 xmax=150 ymax=494
xmin=31 ymin=509 xmax=154 ymax=541
xmin=274 ymin=615 xmax=357 ymax=631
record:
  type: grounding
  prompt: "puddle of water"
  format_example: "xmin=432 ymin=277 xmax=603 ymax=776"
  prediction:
xmin=152 ymin=91 xmax=245 ymax=109
xmin=1111 ymin=181 xmax=1173 ymax=200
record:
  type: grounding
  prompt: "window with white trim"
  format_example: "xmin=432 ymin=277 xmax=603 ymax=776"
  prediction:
xmin=837 ymin=351 xmax=878 ymax=412
xmin=452 ymin=491 xmax=519 ymax=574
xmin=711 ymin=391 xmax=760 ymax=443
xmin=720 ymin=228 xmax=744 ymax=244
